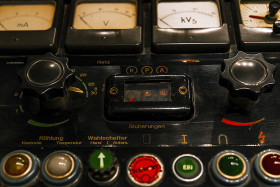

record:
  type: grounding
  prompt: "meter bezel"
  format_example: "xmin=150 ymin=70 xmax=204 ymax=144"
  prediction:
xmin=0 ymin=0 xmax=63 ymax=55
xmin=152 ymin=0 xmax=230 ymax=53
xmin=65 ymin=0 xmax=143 ymax=54
xmin=233 ymin=0 xmax=280 ymax=52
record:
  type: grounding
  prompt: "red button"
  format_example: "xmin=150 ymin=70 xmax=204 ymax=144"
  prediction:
xmin=128 ymin=155 xmax=163 ymax=186
xmin=262 ymin=153 xmax=280 ymax=176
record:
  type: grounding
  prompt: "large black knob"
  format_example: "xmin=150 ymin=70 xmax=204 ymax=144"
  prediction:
xmin=17 ymin=53 xmax=74 ymax=111
xmin=220 ymin=52 xmax=276 ymax=101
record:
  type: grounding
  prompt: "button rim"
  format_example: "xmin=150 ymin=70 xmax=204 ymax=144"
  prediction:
xmin=44 ymin=153 xmax=75 ymax=179
xmin=210 ymin=150 xmax=250 ymax=186
xmin=172 ymin=154 xmax=203 ymax=183
xmin=41 ymin=150 xmax=82 ymax=186
xmin=88 ymin=149 xmax=120 ymax=185
xmin=259 ymin=151 xmax=280 ymax=179
xmin=127 ymin=153 xmax=164 ymax=187
xmin=216 ymin=152 xmax=246 ymax=180
xmin=0 ymin=150 xmax=40 ymax=186
xmin=254 ymin=149 xmax=280 ymax=185
xmin=2 ymin=153 xmax=32 ymax=179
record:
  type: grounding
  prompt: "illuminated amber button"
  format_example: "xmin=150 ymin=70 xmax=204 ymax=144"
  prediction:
xmin=4 ymin=154 xmax=30 ymax=177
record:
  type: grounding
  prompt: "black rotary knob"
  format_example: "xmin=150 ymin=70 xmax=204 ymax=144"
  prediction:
xmin=220 ymin=52 xmax=276 ymax=101
xmin=18 ymin=53 xmax=74 ymax=100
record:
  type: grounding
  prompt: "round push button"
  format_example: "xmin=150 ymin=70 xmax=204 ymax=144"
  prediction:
xmin=41 ymin=151 xmax=82 ymax=187
xmin=4 ymin=154 xmax=30 ymax=177
xmin=88 ymin=149 xmax=120 ymax=185
xmin=127 ymin=154 xmax=164 ymax=186
xmin=45 ymin=153 xmax=74 ymax=179
xmin=210 ymin=150 xmax=250 ymax=186
xmin=0 ymin=150 xmax=40 ymax=186
xmin=172 ymin=154 xmax=203 ymax=183
xmin=254 ymin=149 xmax=280 ymax=185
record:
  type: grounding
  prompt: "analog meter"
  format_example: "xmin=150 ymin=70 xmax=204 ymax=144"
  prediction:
xmin=157 ymin=1 xmax=221 ymax=29
xmin=0 ymin=3 xmax=55 ymax=31
xmin=152 ymin=0 xmax=230 ymax=53
xmin=233 ymin=0 xmax=280 ymax=51
xmin=65 ymin=0 xmax=143 ymax=54
xmin=0 ymin=0 xmax=63 ymax=54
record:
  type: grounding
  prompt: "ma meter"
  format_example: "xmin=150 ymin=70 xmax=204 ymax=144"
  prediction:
xmin=152 ymin=0 xmax=230 ymax=53
xmin=0 ymin=0 xmax=63 ymax=54
xmin=233 ymin=0 xmax=280 ymax=51
xmin=65 ymin=0 xmax=143 ymax=54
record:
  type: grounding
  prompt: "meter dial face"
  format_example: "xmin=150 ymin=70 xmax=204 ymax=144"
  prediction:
xmin=157 ymin=1 xmax=221 ymax=29
xmin=0 ymin=3 xmax=55 ymax=31
xmin=73 ymin=3 xmax=137 ymax=30
xmin=240 ymin=0 xmax=280 ymax=27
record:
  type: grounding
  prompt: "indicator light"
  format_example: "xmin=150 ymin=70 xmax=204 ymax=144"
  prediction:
xmin=210 ymin=150 xmax=250 ymax=186
xmin=41 ymin=151 xmax=82 ymax=186
xmin=44 ymin=153 xmax=74 ymax=179
xmin=0 ymin=150 xmax=40 ymax=186
xmin=261 ymin=153 xmax=280 ymax=176
xmin=4 ymin=154 xmax=30 ymax=177
xmin=172 ymin=154 xmax=203 ymax=183
xmin=254 ymin=149 xmax=280 ymax=185
xmin=218 ymin=155 xmax=244 ymax=177
xmin=127 ymin=154 xmax=164 ymax=186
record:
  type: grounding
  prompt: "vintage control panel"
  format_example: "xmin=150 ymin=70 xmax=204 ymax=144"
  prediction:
xmin=1 ymin=0 xmax=280 ymax=186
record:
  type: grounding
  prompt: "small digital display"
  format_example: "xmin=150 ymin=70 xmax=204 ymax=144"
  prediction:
xmin=124 ymin=82 xmax=171 ymax=102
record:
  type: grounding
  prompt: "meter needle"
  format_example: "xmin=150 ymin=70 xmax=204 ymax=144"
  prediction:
xmin=0 ymin=22 xmax=7 ymax=30
xmin=249 ymin=15 xmax=265 ymax=19
xmin=78 ymin=15 xmax=93 ymax=29
xmin=158 ymin=18 xmax=173 ymax=28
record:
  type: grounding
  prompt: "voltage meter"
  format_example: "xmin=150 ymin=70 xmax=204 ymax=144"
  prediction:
xmin=0 ymin=0 xmax=63 ymax=54
xmin=152 ymin=0 xmax=230 ymax=53
xmin=65 ymin=0 xmax=143 ymax=54
xmin=233 ymin=0 xmax=280 ymax=51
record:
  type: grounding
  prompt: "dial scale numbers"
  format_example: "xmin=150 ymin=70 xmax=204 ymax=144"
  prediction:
xmin=157 ymin=1 xmax=221 ymax=29
xmin=73 ymin=2 xmax=137 ymax=30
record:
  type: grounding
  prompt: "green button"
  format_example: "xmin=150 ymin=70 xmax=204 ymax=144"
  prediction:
xmin=89 ymin=150 xmax=113 ymax=171
xmin=218 ymin=155 xmax=244 ymax=177
xmin=175 ymin=156 xmax=201 ymax=179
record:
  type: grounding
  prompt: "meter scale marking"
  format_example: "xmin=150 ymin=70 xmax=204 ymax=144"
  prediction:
xmin=78 ymin=11 xmax=135 ymax=29
xmin=73 ymin=3 xmax=136 ymax=29
xmin=0 ymin=15 xmax=52 ymax=30
xmin=79 ymin=11 xmax=135 ymax=18
xmin=160 ymin=10 xmax=217 ymax=20
xmin=0 ymin=4 xmax=55 ymax=30
xmin=157 ymin=1 xmax=220 ymax=29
